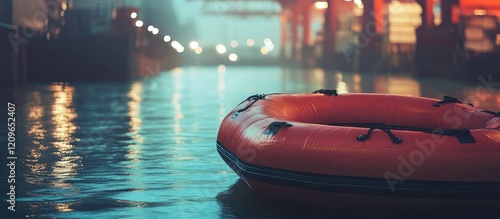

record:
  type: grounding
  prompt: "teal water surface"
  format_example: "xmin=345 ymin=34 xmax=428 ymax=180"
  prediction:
xmin=4 ymin=66 xmax=500 ymax=218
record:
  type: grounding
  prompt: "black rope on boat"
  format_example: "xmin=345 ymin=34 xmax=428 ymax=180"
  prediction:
xmin=232 ymin=94 xmax=266 ymax=119
xmin=264 ymin=121 xmax=293 ymax=136
xmin=479 ymin=110 xmax=500 ymax=117
xmin=356 ymin=127 xmax=403 ymax=144
xmin=433 ymin=96 xmax=462 ymax=107
xmin=433 ymin=96 xmax=499 ymax=117
xmin=313 ymin=89 xmax=338 ymax=96
xmin=339 ymin=123 xmax=476 ymax=144
xmin=433 ymin=96 xmax=499 ymax=116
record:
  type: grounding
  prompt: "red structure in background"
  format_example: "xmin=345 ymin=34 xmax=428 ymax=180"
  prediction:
xmin=274 ymin=0 xmax=499 ymax=76
xmin=277 ymin=0 xmax=353 ymax=68
xmin=415 ymin=0 xmax=500 ymax=78
xmin=460 ymin=0 xmax=500 ymax=17
xmin=276 ymin=0 xmax=386 ymax=70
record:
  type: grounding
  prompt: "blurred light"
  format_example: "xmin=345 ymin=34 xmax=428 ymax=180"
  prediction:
xmin=474 ymin=9 xmax=487 ymax=16
xmin=218 ymin=65 xmax=226 ymax=73
xmin=135 ymin=20 xmax=143 ymax=27
xmin=164 ymin=35 xmax=171 ymax=42
xmin=246 ymin=39 xmax=255 ymax=46
xmin=230 ymin=40 xmax=238 ymax=48
xmin=374 ymin=76 xmax=420 ymax=97
xmin=229 ymin=53 xmax=238 ymax=62
xmin=353 ymin=73 xmax=362 ymax=93
xmin=189 ymin=41 xmax=199 ymax=49
xmin=218 ymin=65 xmax=226 ymax=91
xmin=354 ymin=0 xmax=364 ymax=9
xmin=171 ymin=41 xmax=181 ymax=49
xmin=131 ymin=12 xmax=137 ymax=19
xmin=336 ymin=72 xmax=348 ymax=94
xmin=61 ymin=3 xmax=68 ymax=11
xmin=171 ymin=41 xmax=184 ymax=53
xmin=260 ymin=47 xmax=269 ymax=55
xmin=314 ymin=1 xmax=328 ymax=9
xmin=195 ymin=47 xmax=203 ymax=54
xmin=55 ymin=203 xmax=73 ymax=213
xmin=147 ymin=25 xmax=154 ymax=32
xmin=152 ymin=28 xmax=159 ymax=35
xmin=216 ymin=44 xmax=227 ymax=54
xmin=264 ymin=38 xmax=274 ymax=51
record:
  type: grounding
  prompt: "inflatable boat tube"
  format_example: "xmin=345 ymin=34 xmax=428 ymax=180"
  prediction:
xmin=216 ymin=90 xmax=500 ymax=199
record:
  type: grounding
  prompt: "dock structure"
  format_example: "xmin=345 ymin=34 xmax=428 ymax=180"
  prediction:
xmin=1 ymin=0 xmax=27 ymax=100
xmin=1 ymin=0 xmax=179 ymax=84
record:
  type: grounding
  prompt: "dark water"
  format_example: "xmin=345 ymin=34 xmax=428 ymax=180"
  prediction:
xmin=2 ymin=66 xmax=500 ymax=218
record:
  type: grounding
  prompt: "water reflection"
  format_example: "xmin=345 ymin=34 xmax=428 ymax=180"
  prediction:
xmin=172 ymin=92 xmax=183 ymax=136
xmin=218 ymin=65 xmax=226 ymax=92
xmin=26 ymin=90 xmax=48 ymax=185
xmin=25 ymin=84 xmax=82 ymax=190
xmin=335 ymin=71 xmax=348 ymax=94
xmin=126 ymin=81 xmax=144 ymax=163
xmin=375 ymin=75 xmax=421 ymax=96
xmin=55 ymin=203 xmax=73 ymax=213
xmin=352 ymin=73 xmax=362 ymax=93
xmin=50 ymin=84 xmax=80 ymax=189
xmin=218 ymin=65 xmax=227 ymax=118
xmin=217 ymin=179 xmax=500 ymax=219
xmin=463 ymin=85 xmax=500 ymax=111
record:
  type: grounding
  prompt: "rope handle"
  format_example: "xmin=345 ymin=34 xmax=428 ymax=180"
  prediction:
xmin=356 ymin=127 xmax=403 ymax=144
xmin=232 ymin=94 xmax=266 ymax=119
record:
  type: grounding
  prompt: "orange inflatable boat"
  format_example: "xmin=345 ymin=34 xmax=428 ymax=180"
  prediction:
xmin=216 ymin=90 xmax=500 ymax=199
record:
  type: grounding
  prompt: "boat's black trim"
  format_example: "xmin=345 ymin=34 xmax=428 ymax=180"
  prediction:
xmin=480 ymin=110 xmax=500 ymax=117
xmin=216 ymin=142 xmax=500 ymax=199
xmin=334 ymin=123 xmax=476 ymax=144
